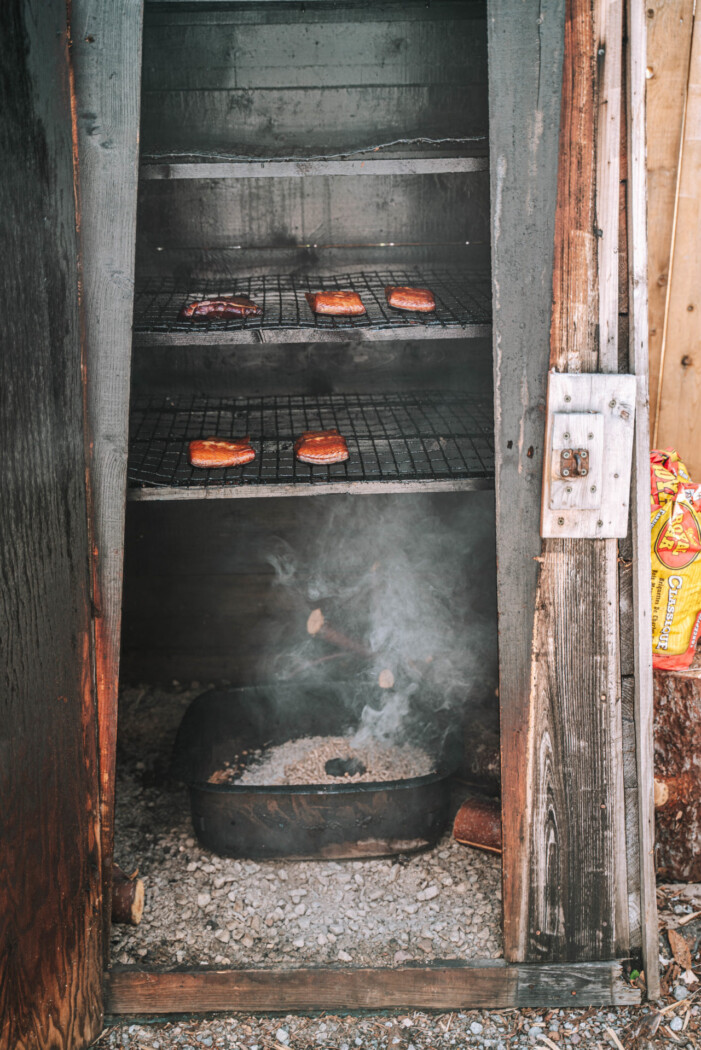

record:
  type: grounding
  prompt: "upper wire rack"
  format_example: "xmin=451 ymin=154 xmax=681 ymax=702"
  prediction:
xmin=133 ymin=269 xmax=492 ymax=335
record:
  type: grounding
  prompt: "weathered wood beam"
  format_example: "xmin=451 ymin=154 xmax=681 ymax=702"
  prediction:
xmin=70 ymin=0 xmax=145 ymax=958
xmin=104 ymin=962 xmax=640 ymax=1015
xmin=626 ymin=0 xmax=661 ymax=1001
xmin=487 ymin=0 xmax=566 ymax=964
xmin=0 ymin=1 xmax=103 ymax=1045
xmin=518 ymin=0 xmax=628 ymax=963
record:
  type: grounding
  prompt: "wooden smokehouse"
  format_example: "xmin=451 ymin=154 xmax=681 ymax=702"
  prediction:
xmin=1 ymin=0 xmax=658 ymax=1045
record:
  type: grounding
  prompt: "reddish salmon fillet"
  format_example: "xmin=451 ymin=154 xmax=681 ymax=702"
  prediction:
xmin=189 ymin=437 xmax=256 ymax=468
xmin=305 ymin=291 xmax=366 ymax=316
xmin=179 ymin=296 xmax=262 ymax=320
xmin=385 ymin=285 xmax=436 ymax=312
xmin=294 ymin=429 xmax=350 ymax=465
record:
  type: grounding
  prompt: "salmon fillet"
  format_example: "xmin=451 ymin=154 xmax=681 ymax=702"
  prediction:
xmin=189 ymin=437 xmax=256 ymax=468
xmin=179 ymin=296 xmax=262 ymax=321
xmin=305 ymin=291 xmax=366 ymax=316
xmin=295 ymin=429 xmax=350 ymax=465
xmin=385 ymin=285 xmax=436 ymax=312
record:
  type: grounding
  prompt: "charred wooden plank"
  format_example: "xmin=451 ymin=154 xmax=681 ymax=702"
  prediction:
xmin=0 ymin=1 xmax=103 ymax=1045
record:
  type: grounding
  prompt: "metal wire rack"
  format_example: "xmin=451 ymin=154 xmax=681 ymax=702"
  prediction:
xmin=133 ymin=269 xmax=492 ymax=336
xmin=128 ymin=391 xmax=494 ymax=494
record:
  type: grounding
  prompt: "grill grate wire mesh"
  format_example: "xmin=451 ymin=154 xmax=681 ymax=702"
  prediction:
xmin=128 ymin=392 xmax=494 ymax=490
xmin=133 ymin=269 xmax=492 ymax=335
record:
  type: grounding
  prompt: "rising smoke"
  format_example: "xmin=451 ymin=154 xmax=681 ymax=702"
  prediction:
xmin=262 ymin=492 xmax=499 ymax=764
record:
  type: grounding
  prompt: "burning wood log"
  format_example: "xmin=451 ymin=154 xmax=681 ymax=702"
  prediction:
xmin=654 ymin=653 xmax=701 ymax=882
xmin=452 ymin=796 xmax=502 ymax=853
xmin=112 ymin=864 xmax=145 ymax=926
xmin=306 ymin=608 xmax=372 ymax=659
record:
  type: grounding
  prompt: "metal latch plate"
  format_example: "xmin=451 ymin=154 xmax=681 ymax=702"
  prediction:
xmin=541 ymin=373 xmax=637 ymax=539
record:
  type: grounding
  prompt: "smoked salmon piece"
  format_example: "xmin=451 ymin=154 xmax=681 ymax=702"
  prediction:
xmin=189 ymin=437 xmax=256 ymax=468
xmin=179 ymin=296 xmax=262 ymax=321
xmin=384 ymin=285 xmax=436 ymax=312
xmin=295 ymin=429 xmax=349 ymax=465
xmin=305 ymin=291 xmax=366 ymax=316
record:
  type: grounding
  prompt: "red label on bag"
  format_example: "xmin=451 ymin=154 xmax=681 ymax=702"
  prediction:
xmin=654 ymin=505 xmax=701 ymax=570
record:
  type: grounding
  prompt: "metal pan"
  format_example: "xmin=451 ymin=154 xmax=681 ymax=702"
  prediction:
xmin=172 ymin=684 xmax=459 ymax=860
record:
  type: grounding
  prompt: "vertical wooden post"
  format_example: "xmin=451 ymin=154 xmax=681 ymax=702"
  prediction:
xmin=487 ymin=0 xmax=566 ymax=962
xmin=498 ymin=0 xmax=632 ymax=964
xmin=0 ymin=1 xmax=103 ymax=1045
xmin=70 ymin=0 xmax=144 ymax=956
xmin=626 ymin=0 xmax=661 ymax=1000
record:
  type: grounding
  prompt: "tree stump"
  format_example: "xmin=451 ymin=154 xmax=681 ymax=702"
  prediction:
xmin=654 ymin=651 xmax=701 ymax=881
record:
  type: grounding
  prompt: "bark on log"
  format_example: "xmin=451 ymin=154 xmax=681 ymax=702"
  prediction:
xmin=654 ymin=652 xmax=701 ymax=881
xmin=453 ymin=796 xmax=502 ymax=853
xmin=112 ymin=864 xmax=145 ymax=926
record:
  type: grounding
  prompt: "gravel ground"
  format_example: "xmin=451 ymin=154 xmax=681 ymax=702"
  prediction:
xmin=104 ymin=686 xmax=701 ymax=1048
xmin=95 ymin=1002 xmax=699 ymax=1050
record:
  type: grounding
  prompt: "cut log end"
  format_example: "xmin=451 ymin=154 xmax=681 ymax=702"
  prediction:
xmin=112 ymin=864 xmax=145 ymax=926
xmin=307 ymin=608 xmax=324 ymax=636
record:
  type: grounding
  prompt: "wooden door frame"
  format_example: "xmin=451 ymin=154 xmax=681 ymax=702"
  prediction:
xmin=66 ymin=0 xmax=657 ymax=1016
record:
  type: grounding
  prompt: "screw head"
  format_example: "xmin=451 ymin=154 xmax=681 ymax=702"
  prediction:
xmin=597 ymin=519 xmax=603 ymax=527
xmin=566 ymin=486 xmax=572 ymax=493
xmin=609 ymin=399 xmax=616 ymax=408
xmin=590 ymin=485 xmax=597 ymax=492
xmin=562 ymin=468 xmax=570 ymax=476
xmin=558 ymin=517 xmax=565 ymax=525
xmin=562 ymin=449 xmax=571 ymax=458
xmin=588 ymin=432 xmax=594 ymax=439
xmin=564 ymin=395 xmax=572 ymax=403
xmin=581 ymin=469 xmax=588 ymax=476
xmin=563 ymin=433 xmax=570 ymax=441
xmin=580 ymin=450 xmax=588 ymax=458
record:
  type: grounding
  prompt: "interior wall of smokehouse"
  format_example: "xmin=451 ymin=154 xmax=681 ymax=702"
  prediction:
xmin=120 ymin=491 xmax=500 ymax=770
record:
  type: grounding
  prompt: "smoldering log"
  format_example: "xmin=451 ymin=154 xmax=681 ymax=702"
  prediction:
xmin=453 ymin=796 xmax=502 ymax=853
xmin=654 ymin=655 xmax=701 ymax=882
xmin=112 ymin=864 xmax=145 ymax=926
xmin=306 ymin=608 xmax=372 ymax=659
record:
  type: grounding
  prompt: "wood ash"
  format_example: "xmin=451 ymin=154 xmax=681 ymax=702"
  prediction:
xmin=209 ymin=735 xmax=435 ymax=786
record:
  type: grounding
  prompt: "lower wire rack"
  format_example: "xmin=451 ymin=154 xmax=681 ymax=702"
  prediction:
xmin=127 ymin=392 xmax=494 ymax=498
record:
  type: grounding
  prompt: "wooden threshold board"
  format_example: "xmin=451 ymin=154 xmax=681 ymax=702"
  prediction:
xmin=105 ymin=961 xmax=640 ymax=1014
xmin=133 ymin=324 xmax=492 ymax=347
xmin=140 ymin=157 xmax=489 ymax=180
xmin=127 ymin=477 xmax=494 ymax=502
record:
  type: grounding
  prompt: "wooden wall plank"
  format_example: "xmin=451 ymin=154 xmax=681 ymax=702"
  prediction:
xmin=626 ymin=0 xmax=661 ymax=999
xmin=646 ymin=0 xmax=695 ymax=434
xmin=487 ymin=0 xmax=566 ymax=961
xmin=139 ymin=2 xmax=487 ymax=156
xmin=70 ymin=0 xmax=144 ymax=960
xmin=654 ymin=10 xmax=701 ymax=476
xmin=136 ymin=173 xmax=490 ymax=253
xmin=104 ymin=962 xmax=640 ymax=1015
xmin=0 ymin=1 xmax=103 ymax=1045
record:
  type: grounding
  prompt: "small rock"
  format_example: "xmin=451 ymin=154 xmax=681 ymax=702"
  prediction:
xmin=338 ymin=949 xmax=352 ymax=962
xmin=470 ymin=1022 xmax=484 ymax=1035
xmin=417 ymin=885 xmax=439 ymax=902
xmin=394 ymin=950 xmax=413 ymax=964
xmin=674 ymin=984 xmax=690 ymax=1000
xmin=670 ymin=1016 xmax=684 ymax=1032
xmin=276 ymin=1029 xmax=289 ymax=1043
xmin=293 ymin=937 xmax=304 ymax=948
xmin=196 ymin=893 xmax=211 ymax=909
xmin=529 ymin=1027 xmax=543 ymax=1040
xmin=214 ymin=929 xmax=230 ymax=943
